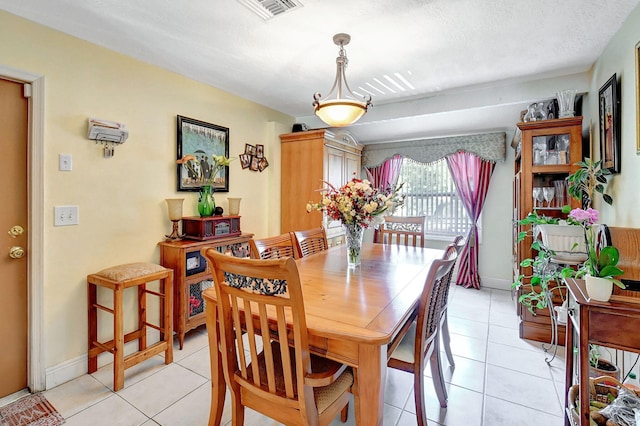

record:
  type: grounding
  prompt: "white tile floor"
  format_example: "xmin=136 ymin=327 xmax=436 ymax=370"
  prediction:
xmin=43 ymin=285 xmax=567 ymax=425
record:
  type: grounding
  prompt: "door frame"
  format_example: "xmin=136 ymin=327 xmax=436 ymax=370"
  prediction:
xmin=0 ymin=64 xmax=45 ymax=392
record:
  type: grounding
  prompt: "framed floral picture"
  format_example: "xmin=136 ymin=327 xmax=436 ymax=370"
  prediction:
xmin=177 ymin=115 xmax=230 ymax=192
xmin=598 ymin=74 xmax=621 ymax=173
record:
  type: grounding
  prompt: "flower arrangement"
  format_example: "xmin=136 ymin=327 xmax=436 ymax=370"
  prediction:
xmin=177 ymin=154 xmax=234 ymax=187
xmin=566 ymin=207 xmax=624 ymax=288
xmin=306 ymin=178 xmax=405 ymax=228
xmin=307 ymin=177 xmax=404 ymax=267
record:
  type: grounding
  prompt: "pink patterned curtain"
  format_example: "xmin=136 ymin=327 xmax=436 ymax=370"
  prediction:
xmin=446 ymin=151 xmax=495 ymax=289
xmin=365 ymin=154 xmax=403 ymax=190
xmin=365 ymin=155 xmax=403 ymax=242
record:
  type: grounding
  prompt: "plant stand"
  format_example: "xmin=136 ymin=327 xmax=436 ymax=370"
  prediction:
xmin=540 ymin=259 xmax=581 ymax=365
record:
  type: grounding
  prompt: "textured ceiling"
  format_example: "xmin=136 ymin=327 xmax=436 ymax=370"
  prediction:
xmin=1 ymin=0 xmax=638 ymax=143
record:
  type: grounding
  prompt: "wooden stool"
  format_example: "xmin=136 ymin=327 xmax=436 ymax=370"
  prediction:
xmin=87 ymin=262 xmax=173 ymax=391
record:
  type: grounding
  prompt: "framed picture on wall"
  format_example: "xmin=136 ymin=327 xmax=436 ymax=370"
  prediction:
xmin=636 ymin=40 xmax=640 ymax=155
xmin=177 ymin=115 xmax=230 ymax=192
xmin=598 ymin=74 xmax=621 ymax=173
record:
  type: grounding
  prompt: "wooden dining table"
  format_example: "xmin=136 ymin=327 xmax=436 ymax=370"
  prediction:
xmin=203 ymin=242 xmax=444 ymax=425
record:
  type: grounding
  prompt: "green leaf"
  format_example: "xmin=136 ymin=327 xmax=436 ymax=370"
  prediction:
xmin=603 ymin=194 xmax=613 ymax=205
xmin=599 ymin=266 xmax=623 ymax=278
xmin=599 ymin=246 xmax=620 ymax=267
xmin=530 ymin=276 xmax=541 ymax=286
xmin=520 ymin=259 xmax=533 ymax=267
xmin=561 ymin=205 xmax=572 ymax=214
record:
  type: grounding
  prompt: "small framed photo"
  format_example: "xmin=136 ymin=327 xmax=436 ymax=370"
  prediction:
xmin=244 ymin=144 xmax=256 ymax=156
xmin=598 ymin=74 xmax=621 ymax=173
xmin=258 ymin=157 xmax=269 ymax=172
xmin=256 ymin=144 xmax=264 ymax=158
xmin=239 ymin=154 xmax=251 ymax=169
xmin=250 ymin=156 xmax=260 ymax=171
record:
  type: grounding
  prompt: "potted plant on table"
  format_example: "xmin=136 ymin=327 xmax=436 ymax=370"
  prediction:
xmin=565 ymin=207 xmax=624 ymax=302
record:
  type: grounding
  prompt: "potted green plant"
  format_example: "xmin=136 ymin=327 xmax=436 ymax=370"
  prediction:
xmin=565 ymin=207 xmax=624 ymax=301
xmin=567 ymin=157 xmax=613 ymax=208
xmin=587 ymin=344 xmax=621 ymax=380
xmin=512 ymin=211 xmax=574 ymax=313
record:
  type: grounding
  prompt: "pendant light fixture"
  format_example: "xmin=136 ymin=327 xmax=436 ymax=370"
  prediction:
xmin=313 ymin=33 xmax=372 ymax=127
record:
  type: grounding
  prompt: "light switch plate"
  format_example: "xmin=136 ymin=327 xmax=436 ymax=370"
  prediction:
xmin=59 ymin=154 xmax=72 ymax=171
xmin=54 ymin=205 xmax=79 ymax=226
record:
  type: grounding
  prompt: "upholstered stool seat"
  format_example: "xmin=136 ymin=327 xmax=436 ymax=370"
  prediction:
xmin=87 ymin=262 xmax=173 ymax=391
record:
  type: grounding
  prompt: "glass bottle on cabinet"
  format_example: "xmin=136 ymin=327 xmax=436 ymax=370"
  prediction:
xmin=512 ymin=117 xmax=583 ymax=343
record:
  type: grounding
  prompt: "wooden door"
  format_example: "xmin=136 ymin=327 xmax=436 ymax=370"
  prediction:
xmin=0 ymin=77 xmax=29 ymax=398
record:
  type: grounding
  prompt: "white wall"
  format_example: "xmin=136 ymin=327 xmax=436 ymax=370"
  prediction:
xmin=588 ymin=4 xmax=640 ymax=227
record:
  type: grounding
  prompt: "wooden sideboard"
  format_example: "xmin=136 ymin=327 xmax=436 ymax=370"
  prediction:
xmin=158 ymin=233 xmax=253 ymax=348
xmin=564 ymin=278 xmax=640 ymax=425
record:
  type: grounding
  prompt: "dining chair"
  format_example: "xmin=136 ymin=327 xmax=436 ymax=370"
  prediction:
xmin=438 ymin=235 xmax=465 ymax=370
xmin=293 ymin=227 xmax=329 ymax=258
xmin=202 ymin=249 xmax=353 ymax=426
xmin=387 ymin=249 xmax=458 ymax=426
xmin=377 ymin=215 xmax=426 ymax=247
xmin=249 ymin=232 xmax=299 ymax=259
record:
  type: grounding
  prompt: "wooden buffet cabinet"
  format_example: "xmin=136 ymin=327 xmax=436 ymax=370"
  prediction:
xmin=158 ymin=233 xmax=253 ymax=348
xmin=564 ymin=278 xmax=640 ymax=426
xmin=280 ymin=129 xmax=362 ymax=245
xmin=513 ymin=117 xmax=583 ymax=342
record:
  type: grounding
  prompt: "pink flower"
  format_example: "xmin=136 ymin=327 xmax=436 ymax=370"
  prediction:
xmin=568 ymin=208 xmax=598 ymax=226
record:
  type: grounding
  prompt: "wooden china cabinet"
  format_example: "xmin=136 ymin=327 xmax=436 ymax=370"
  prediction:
xmin=280 ymin=129 xmax=362 ymax=245
xmin=513 ymin=116 xmax=583 ymax=342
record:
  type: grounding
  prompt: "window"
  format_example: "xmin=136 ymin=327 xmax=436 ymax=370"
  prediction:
xmin=396 ymin=158 xmax=473 ymax=238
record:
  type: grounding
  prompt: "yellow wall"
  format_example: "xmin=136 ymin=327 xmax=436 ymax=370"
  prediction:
xmin=0 ymin=11 xmax=293 ymax=370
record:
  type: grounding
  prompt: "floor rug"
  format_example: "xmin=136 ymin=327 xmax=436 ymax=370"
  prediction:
xmin=0 ymin=393 xmax=65 ymax=426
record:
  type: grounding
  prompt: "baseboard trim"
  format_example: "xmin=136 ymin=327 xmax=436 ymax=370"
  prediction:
xmin=45 ymin=332 xmax=161 ymax=390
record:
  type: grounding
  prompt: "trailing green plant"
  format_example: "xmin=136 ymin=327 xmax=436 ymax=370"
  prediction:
xmin=512 ymin=211 xmax=575 ymax=314
xmin=567 ymin=158 xmax=613 ymax=208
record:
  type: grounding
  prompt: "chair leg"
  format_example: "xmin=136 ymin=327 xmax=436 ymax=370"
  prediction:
xmin=441 ymin=310 xmax=455 ymax=367
xmin=430 ymin=341 xmax=447 ymax=408
xmin=340 ymin=403 xmax=349 ymax=422
xmin=230 ymin=392 xmax=244 ymax=426
xmin=413 ymin=360 xmax=428 ymax=426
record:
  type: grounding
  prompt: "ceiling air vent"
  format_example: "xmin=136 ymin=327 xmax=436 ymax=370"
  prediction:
xmin=237 ymin=0 xmax=303 ymax=20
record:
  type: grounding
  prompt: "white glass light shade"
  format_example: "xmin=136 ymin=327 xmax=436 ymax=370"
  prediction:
xmin=165 ymin=198 xmax=184 ymax=221
xmin=314 ymin=99 xmax=368 ymax=127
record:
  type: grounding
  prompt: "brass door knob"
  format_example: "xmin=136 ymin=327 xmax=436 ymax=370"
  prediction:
xmin=8 ymin=225 xmax=24 ymax=238
xmin=9 ymin=246 xmax=25 ymax=259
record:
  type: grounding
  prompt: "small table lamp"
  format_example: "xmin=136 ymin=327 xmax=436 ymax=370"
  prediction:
xmin=165 ymin=198 xmax=184 ymax=240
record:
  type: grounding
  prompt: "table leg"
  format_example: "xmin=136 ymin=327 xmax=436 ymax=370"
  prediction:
xmin=354 ymin=344 xmax=386 ymax=426
xmin=205 ymin=303 xmax=225 ymax=426
xmin=564 ymin=306 xmax=574 ymax=426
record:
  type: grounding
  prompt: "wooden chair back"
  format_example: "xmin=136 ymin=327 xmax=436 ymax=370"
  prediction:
xmin=202 ymin=249 xmax=352 ymax=425
xmin=249 ymin=232 xmax=298 ymax=259
xmin=378 ymin=216 xmax=426 ymax=247
xmin=293 ymin=227 xmax=329 ymax=258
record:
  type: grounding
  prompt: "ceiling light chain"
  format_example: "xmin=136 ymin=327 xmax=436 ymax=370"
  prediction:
xmin=313 ymin=33 xmax=372 ymax=127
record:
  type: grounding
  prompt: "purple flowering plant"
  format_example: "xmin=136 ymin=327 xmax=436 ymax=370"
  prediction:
xmin=567 ymin=207 xmax=624 ymax=288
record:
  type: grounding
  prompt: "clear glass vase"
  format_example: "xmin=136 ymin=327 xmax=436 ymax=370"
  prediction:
xmin=344 ymin=223 xmax=364 ymax=268
xmin=198 ymin=185 xmax=215 ymax=217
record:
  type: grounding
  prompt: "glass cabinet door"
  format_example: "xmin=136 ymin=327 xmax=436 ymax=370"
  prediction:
xmin=532 ymin=134 xmax=570 ymax=166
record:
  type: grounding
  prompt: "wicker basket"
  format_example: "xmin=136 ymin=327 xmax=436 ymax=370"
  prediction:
xmin=568 ymin=376 xmax=640 ymax=426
